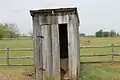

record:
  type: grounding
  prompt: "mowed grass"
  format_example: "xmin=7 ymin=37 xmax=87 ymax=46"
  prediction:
xmin=0 ymin=38 xmax=34 ymax=80
xmin=0 ymin=50 xmax=33 ymax=64
xmin=0 ymin=37 xmax=120 ymax=80
xmin=0 ymin=39 xmax=33 ymax=48
xmin=80 ymin=37 xmax=120 ymax=62
xmin=80 ymin=37 xmax=120 ymax=46
xmin=80 ymin=37 xmax=120 ymax=80
xmin=79 ymin=63 xmax=120 ymax=80
xmin=0 ymin=38 xmax=33 ymax=65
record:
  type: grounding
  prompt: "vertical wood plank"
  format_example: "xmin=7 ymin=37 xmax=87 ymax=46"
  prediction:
xmin=32 ymin=16 xmax=37 ymax=80
xmin=41 ymin=25 xmax=52 ymax=79
xmin=57 ymin=15 xmax=69 ymax=24
xmin=33 ymin=16 xmax=43 ymax=80
xmin=67 ymin=15 xmax=79 ymax=80
xmin=39 ymin=16 xmax=52 ymax=25
xmin=74 ymin=14 xmax=80 ymax=78
xmin=51 ymin=24 xmax=60 ymax=80
xmin=77 ymin=18 xmax=80 ymax=79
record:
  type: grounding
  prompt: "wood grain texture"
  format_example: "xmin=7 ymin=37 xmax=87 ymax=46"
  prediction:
xmin=51 ymin=24 xmax=60 ymax=80
xmin=34 ymin=16 xmax=43 ymax=80
xmin=68 ymin=15 xmax=79 ymax=80
xmin=41 ymin=25 xmax=52 ymax=79
xmin=32 ymin=16 xmax=41 ymax=80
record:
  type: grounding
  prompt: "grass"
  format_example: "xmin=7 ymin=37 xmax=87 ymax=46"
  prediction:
xmin=1 ymin=37 xmax=120 ymax=80
xmin=0 ymin=38 xmax=33 ymax=65
xmin=80 ymin=37 xmax=120 ymax=80
xmin=80 ymin=63 xmax=120 ymax=80
xmin=0 ymin=39 xmax=33 ymax=48
xmin=80 ymin=37 xmax=120 ymax=54
xmin=80 ymin=37 xmax=120 ymax=46
xmin=0 ymin=66 xmax=34 ymax=80
xmin=0 ymin=38 xmax=34 ymax=80
xmin=80 ymin=37 xmax=120 ymax=62
xmin=0 ymin=50 xmax=33 ymax=64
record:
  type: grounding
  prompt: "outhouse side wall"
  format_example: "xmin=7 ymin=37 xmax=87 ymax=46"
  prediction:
xmin=67 ymin=14 xmax=80 ymax=80
xmin=32 ymin=16 xmax=43 ymax=80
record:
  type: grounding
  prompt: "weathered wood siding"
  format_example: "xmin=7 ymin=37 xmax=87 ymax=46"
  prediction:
xmin=51 ymin=24 xmax=60 ymax=80
xmin=41 ymin=25 xmax=52 ymax=79
xmin=68 ymin=15 xmax=80 ymax=80
xmin=33 ymin=16 xmax=43 ymax=80
xmin=31 ymin=8 xmax=80 ymax=80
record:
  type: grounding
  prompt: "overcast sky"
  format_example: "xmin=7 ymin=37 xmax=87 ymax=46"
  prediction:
xmin=0 ymin=0 xmax=120 ymax=35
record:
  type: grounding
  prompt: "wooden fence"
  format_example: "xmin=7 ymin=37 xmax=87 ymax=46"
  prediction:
xmin=0 ymin=44 xmax=120 ymax=66
xmin=80 ymin=44 xmax=120 ymax=64
xmin=0 ymin=48 xmax=33 ymax=66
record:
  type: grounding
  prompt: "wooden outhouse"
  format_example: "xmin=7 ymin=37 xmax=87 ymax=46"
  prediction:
xmin=30 ymin=7 xmax=80 ymax=80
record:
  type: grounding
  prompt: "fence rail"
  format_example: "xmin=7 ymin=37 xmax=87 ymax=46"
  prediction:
xmin=0 ymin=44 xmax=120 ymax=66
xmin=80 ymin=44 xmax=120 ymax=64
xmin=0 ymin=48 xmax=33 ymax=66
xmin=80 ymin=54 xmax=120 ymax=64
xmin=80 ymin=45 xmax=120 ymax=48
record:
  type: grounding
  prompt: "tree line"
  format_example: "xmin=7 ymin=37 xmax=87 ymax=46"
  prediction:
xmin=0 ymin=23 xmax=20 ymax=40
xmin=80 ymin=29 xmax=119 ymax=37
xmin=95 ymin=29 xmax=119 ymax=37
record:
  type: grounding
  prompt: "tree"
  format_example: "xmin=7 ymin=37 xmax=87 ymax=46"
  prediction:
xmin=0 ymin=23 xmax=10 ymax=40
xmin=95 ymin=29 xmax=103 ymax=37
xmin=0 ymin=24 xmax=4 ymax=40
xmin=117 ymin=32 xmax=119 ymax=36
xmin=8 ymin=23 xmax=20 ymax=40
xmin=80 ymin=33 xmax=85 ymax=37
xmin=110 ymin=30 xmax=116 ymax=37
xmin=0 ymin=23 xmax=20 ymax=40
xmin=103 ymin=32 xmax=109 ymax=37
xmin=95 ymin=29 xmax=118 ymax=38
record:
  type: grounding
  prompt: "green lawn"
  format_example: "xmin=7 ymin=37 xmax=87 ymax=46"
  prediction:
xmin=80 ymin=37 xmax=120 ymax=46
xmin=79 ymin=63 xmax=120 ymax=80
xmin=80 ymin=37 xmax=120 ymax=62
xmin=0 ymin=39 xmax=33 ymax=48
xmin=80 ymin=37 xmax=120 ymax=80
xmin=0 ymin=39 xmax=33 ymax=65
xmin=0 ymin=37 xmax=120 ymax=80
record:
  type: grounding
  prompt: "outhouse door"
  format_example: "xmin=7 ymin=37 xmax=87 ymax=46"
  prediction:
xmin=37 ymin=24 xmax=60 ymax=80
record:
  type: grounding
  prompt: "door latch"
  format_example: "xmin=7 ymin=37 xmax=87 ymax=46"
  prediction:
xmin=37 ymin=36 xmax=44 ymax=39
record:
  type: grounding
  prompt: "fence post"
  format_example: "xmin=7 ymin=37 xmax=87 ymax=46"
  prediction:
xmin=112 ymin=44 xmax=115 ymax=63
xmin=6 ymin=48 xmax=10 ymax=66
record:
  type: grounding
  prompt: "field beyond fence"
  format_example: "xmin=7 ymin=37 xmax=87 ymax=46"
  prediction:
xmin=0 ymin=44 xmax=120 ymax=66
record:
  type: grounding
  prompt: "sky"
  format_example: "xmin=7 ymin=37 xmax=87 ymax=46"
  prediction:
xmin=0 ymin=0 xmax=120 ymax=35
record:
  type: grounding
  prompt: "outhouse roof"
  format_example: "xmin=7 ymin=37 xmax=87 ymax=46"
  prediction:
xmin=30 ymin=7 xmax=78 ymax=16
xmin=30 ymin=7 xmax=80 ymax=26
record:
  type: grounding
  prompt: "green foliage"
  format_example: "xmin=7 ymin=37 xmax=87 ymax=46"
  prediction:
xmin=80 ymin=33 xmax=85 ymax=37
xmin=95 ymin=29 xmax=104 ymax=37
xmin=110 ymin=30 xmax=116 ymax=37
xmin=102 ymin=32 xmax=109 ymax=37
xmin=0 ymin=23 xmax=20 ymax=40
xmin=95 ymin=29 xmax=119 ymax=37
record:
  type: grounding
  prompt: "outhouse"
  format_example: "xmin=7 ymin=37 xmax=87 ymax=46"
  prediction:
xmin=30 ymin=7 xmax=80 ymax=80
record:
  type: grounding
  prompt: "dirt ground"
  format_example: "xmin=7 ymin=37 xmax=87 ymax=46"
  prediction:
xmin=0 ymin=68 xmax=35 ymax=80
